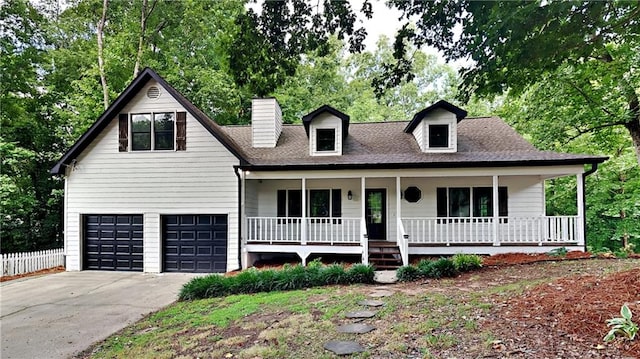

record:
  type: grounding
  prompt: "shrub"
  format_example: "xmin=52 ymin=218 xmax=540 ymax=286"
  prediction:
xmin=428 ymin=258 xmax=458 ymax=278
xmin=179 ymin=262 xmax=375 ymax=300
xmin=346 ymin=263 xmax=375 ymax=284
xmin=547 ymin=247 xmax=568 ymax=257
xmin=452 ymin=253 xmax=483 ymax=272
xmin=275 ymin=264 xmax=309 ymax=290
xmin=320 ymin=264 xmax=349 ymax=284
xmin=416 ymin=259 xmax=434 ymax=277
xmin=179 ymin=274 xmax=226 ymax=301
xmin=397 ymin=265 xmax=420 ymax=282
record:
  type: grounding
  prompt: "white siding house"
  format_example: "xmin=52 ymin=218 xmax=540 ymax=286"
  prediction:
xmin=53 ymin=68 xmax=607 ymax=273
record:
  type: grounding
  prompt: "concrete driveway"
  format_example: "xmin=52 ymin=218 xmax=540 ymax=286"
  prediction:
xmin=1 ymin=271 xmax=199 ymax=359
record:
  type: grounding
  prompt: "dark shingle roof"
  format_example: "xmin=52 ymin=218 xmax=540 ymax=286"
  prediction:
xmin=222 ymin=117 xmax=607 ymax=170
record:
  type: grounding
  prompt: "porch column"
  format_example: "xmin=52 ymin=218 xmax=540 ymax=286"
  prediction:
xmin=301 ymin=177 xmax=307 ymax=245
xmin=240 ymin=170 xmax=247 ymax=269
xmin=576 ymin=174 xmax=585 ymax=246
xmin=360 ymin=177 xmax=367 ymax=235
xmin=396 ymin=176 xmax=401 ymax=243
xmin=493 ymin=175 xmax=500 ymax=246
xmin=361 ymin=177 xmax=368 ymax=264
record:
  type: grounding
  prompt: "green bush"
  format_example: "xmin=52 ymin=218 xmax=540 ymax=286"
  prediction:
xmin=397 ymin=265 xmax=420 ymax=281
xmin=397 ymin=257 xmax=466 ymax=282
xmin=416 ymin=259 xmax=434 ymax=277
xmin=320 ymin=264 xmax=349 ymax=284
xmin=347 ymin=263 xmax=375 ymax=284
xmin=430 ymin=258 xmax=458 ymax=278
xmin=179 ymin=262 xmax=375 ymax=300
xmin=451 ymin=253 xmax=483 ymax=272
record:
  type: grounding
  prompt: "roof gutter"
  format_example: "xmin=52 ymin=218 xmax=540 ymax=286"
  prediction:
xmin=581 ymin=162 xmax=600 ymax=251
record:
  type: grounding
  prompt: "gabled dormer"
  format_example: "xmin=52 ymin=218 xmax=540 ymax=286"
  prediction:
xmin=302 ymin=105 xmax=350 ymax=156
xmin=404 ymin=100 xmax=467 ymax=153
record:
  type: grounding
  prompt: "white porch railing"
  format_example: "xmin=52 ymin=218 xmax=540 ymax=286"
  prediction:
xmin=402 ymin=216 xmax=580 ymax=245
xmin=1 ymin=248 xmax=65 ymax=277
xmin=246 ymin=217 xmax=361 ymax=245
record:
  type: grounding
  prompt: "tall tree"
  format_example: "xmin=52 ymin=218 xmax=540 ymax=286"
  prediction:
xmin=228 ymin=0 xmax=372 ymax=97
xmin=96 ymin=0 xmax=109 ymax=109
xmin=1 ymin=0 xmax=64 ymax=252
xmin=385 ymin=1 xmax=640 ymax=165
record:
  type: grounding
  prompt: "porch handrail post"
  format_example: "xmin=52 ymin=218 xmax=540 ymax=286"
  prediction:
xmin=301 ymin=177 xmax=307 ymax=245
xmin=361 ymin=176 xmax=367 ymax=264
xmin=576 ymin=174 xmax=585 ymax=247
xmin=492 ymin=175 xmax=500 ymax=246
xmin=396 ymin=176 xmax=401 ymax=245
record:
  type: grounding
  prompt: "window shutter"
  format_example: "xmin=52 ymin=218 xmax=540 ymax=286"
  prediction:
xmin=277 ymin=190 xmax=286 ymax=217
xmin=498 ymin=187 xmax=509 ymax=217
xmin=118 ymin=114 xmax=128 ymax=152
xmin=436 ymin=188 xmax=448 ymax=217
xmin=176 ymin=111 xmax=186 ymax=151
xmin=331 ymin=189 xmax=342 ymax=217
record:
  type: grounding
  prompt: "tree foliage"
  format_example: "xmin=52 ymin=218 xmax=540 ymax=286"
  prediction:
xmin=273 ymin=36 xmax=458 ymax=124
xmin=385 ymin=1 xmax=640 ymax=165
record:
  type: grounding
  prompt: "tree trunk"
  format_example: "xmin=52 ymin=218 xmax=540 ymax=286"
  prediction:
xmin=624 ymin=95 xmax=640 ymax=166
xmin=97 ymin=0 xmax=109 ymax=110
xmin=133 ymin=0 xmax=149 ymax=78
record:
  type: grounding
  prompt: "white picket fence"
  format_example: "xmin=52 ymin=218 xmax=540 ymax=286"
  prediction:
xmin=1 ymin=248 xmax=65 ymax=277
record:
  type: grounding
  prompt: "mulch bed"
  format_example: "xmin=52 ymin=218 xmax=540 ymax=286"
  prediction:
xmin=0 ymin=266 xmax=66 ymax=283
xmin=486 ymin=265 xmax=640 ymax=358
xmin=482 ymin=251 xmax=594 ymax=266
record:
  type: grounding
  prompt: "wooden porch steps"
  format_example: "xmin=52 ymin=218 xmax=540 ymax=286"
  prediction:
xmin=368 ymin=241 xmax=402 ymax=270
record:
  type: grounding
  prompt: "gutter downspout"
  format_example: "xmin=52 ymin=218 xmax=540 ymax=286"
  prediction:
xmin=234 ymin=166 xmax=243 ymax=270
xmin=582 ymin=163 xmax=599 ymax=252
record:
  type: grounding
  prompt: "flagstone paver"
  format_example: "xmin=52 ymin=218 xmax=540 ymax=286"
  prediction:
xmin=358 ymin=299 xmax=385 ymax=307
xmin=374 ymin=270 xmax=398 ymax=284
xmin=369 ymin=290 xmax=394 ymax=298
xmin=345 ymin=310 xmax=377 ymax=318
xmin=323 ymin=280 xmax=399 ymax=355
xmin=336 ymin=323 xmax=376 ymax=334
xmin=323 ymin=340 xmax=365 ymax=355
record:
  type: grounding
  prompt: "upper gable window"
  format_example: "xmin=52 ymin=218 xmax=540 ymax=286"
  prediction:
xmin=428 ymin=124 xmax=449 ymax=148
xmin=316 ymin=128 xmax=336 ymax=152
xmin=131 ymin=112 xmax=174 ymax=151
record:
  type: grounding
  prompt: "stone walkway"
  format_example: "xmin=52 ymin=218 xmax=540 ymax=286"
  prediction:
xmin=323 ymin=281 xmax=397 ymax=356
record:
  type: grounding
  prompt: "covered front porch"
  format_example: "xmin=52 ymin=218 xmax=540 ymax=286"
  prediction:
xmin=240 ymin=167 xmax=587 ymax=268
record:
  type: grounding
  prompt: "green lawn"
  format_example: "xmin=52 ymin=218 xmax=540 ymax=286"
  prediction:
xmin=80 ymin=259 xmax=640 ymax=359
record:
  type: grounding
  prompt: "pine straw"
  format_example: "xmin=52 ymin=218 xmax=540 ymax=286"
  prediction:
xmin=482 ymin=251 xmax=593 ymax=266
xmin=0 ymin=266 xmax=65 ymax=282
xmin=498 ymin=268 xmax=640 ymax=356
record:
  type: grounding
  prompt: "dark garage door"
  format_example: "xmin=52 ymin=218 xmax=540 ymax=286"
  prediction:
xmin=84 ymin=214 xmax=143 ymax=271
xmin=163 ymin=215 xmax=228 ymax=273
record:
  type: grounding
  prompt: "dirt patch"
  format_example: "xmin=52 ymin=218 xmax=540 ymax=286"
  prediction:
xmin=0 ymin=266 xmax=65 ymax=282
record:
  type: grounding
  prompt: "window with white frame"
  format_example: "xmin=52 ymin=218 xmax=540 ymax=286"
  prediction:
xmin=428 ymin=124 xmax=449 ymax=148
xmin=316 ymin=128 xmax=336 ymax=152
xmin=276 ymin=189 xmax=341 ymax=218
xmin=131 ymin=112 xmax=175 ymax=151
xmin=437 ymin=187 xmax=508 ymax=218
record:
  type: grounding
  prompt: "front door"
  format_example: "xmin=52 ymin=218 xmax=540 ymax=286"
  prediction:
xmin=365 ymin=189 xmax=386 ymax=240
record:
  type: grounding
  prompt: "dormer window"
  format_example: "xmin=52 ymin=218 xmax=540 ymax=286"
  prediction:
xmin=428 ymin=124 xmax=449 ymax=148
xmin=302 ymin=105 xmax=350 ymax=156
xmin=404 ymin=100 xmax=467 ymax=153
xmin=316 ymin=129 xmax=336 ymax=152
